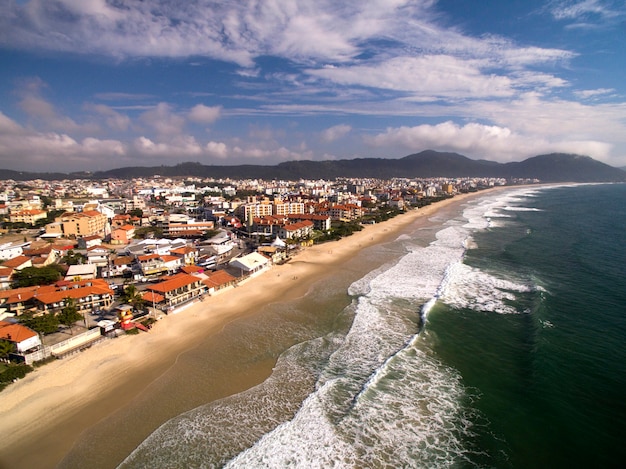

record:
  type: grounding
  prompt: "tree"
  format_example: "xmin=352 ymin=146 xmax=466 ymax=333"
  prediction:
xmin=0 ymin=340 xmax=14 ymax=359
xmin=20 ymin=313 xmax=59 ymax=336
xmin=13 ymin=265 xmax=64 ymax=287
xmin=121 ymin=284 xmax=145 ymax=311
xmin=58 ymin=298 xmax=82 ymax=335
xmin=62 ymin=249 xmax=87 ymax=266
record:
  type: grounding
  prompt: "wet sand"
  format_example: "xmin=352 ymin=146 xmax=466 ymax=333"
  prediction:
xmin=0 ymin=190 xmax=496 ymax=469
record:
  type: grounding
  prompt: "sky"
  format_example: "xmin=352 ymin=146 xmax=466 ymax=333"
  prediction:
xmin=0 ymin=0 xmax=625 ymax=173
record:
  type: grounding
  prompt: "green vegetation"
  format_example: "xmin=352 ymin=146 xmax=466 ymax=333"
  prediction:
xmin=0 ymin=363 xmax=34 ymax=392
xmin=58 ymin=298 xmax=83 ymax=335
xmin=134 ymin=226 xmax=163 ymax=239
xmin=0 ymin=339 xmax=14 ymax=358
xmin=20 ymin=312 xmax=59 ymax=336
xmin=121 ymin=284 xmax=145 ymax=311
xmin=13 ymin=265 xmax=64 ymax=287
xmin=61 ymin=249 xmax=87 ymax=266
xmin=315 ymin=221 xmax=363 ymax=242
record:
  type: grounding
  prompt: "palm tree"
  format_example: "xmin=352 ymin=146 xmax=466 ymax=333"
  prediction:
xmin=121 ymin=284 xmax=145 ymax=312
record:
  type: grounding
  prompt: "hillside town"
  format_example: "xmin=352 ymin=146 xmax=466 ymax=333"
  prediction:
xmin=0 ymin=174 xmax=509 ymax=387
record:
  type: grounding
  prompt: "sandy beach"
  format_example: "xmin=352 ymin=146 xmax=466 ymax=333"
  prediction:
xmin=0 ymin=190 xmax=493 ymax=469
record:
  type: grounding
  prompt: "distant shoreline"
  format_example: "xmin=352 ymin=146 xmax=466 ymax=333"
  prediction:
xmin=0 ymin=186 xmax=507 ymax=469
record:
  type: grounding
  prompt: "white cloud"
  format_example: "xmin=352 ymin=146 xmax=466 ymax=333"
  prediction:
xmin=139 ymin=103 xmax=185 ymax=137
xmin=309 ymin=55 xmax=514 ymax=99
xmin=188 ymin=104 xmax=222 ymax=124
xmin=321 ymin=124 xmax=352 ymax=142
xmin=365 ymin=121 xmax=613 ymax=162
xmin=574 ymin=88 xmax=616 ymax=99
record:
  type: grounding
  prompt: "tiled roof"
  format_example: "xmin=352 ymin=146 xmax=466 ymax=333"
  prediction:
xmin=0 ymin=323 xmax=37 ymax=343
xmin=2 ymin=255 xmax=31 ymax=268
xmin=203 ymin=270 xmax=237 ymax=288
xmin=147 ymin=273 xmax=200 ymax=293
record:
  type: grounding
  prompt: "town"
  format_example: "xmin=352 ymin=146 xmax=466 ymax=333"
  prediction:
xmin=0 ymin=174 xmax=512 ymax=388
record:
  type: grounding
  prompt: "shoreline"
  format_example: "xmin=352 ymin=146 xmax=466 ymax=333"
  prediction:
xmin=0 ymin=188 xmax=503 ymax=469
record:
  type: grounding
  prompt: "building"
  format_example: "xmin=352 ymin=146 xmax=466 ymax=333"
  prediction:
xmin=229 ymin=252 xmax=270 ymax=275
xmin=111 ymin=225 xmax=136 ymax=244
xmin=145 ymin=273 xmax=205 ymax=310
xmin=9 ymin=209 xmax=47 ymax=226
xmin=45 ymin=210 xmax=107 ymax=238
xmin=0 ymin=321 xmax=41 ymax=354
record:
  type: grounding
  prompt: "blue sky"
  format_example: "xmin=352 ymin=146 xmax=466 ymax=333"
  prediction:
xmin=0 ymin=0 xmax=625 ymax=173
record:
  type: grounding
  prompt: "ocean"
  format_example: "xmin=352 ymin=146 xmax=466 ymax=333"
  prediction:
xmin=119 ymin=183 xmax=626 ymax=469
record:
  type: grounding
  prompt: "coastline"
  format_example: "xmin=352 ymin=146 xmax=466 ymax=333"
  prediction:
xmin=0 ymin=188 xmax=501 ymax=469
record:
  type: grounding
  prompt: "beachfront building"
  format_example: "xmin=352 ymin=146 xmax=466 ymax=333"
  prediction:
xmin=202 ymin=270 xmax=237 ymax=294
xmin=145 ymin=273 xmax=205 ymax=310
xmin=0 ymin=321 xmax=41 ymax=354
xmin=277 ymin=220 xmax=314 ymax=240
xmin=229 ymin=252 xmax=270 ymax=276
xmin=0 ymin=279 xmax=114 ymax=317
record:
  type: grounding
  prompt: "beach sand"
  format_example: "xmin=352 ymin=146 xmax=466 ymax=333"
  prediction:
xmin=0 ymin=190 xmax=494 ymax=469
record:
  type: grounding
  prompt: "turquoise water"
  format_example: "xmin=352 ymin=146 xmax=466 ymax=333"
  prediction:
xmin=120 ymin=184 xmax=626 ymax=468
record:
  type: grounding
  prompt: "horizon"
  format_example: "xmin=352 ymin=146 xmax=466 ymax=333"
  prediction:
xmin=1 ymin=1 xmax=626 ymax=172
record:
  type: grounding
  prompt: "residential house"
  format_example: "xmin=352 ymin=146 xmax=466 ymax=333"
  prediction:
xmin=64 ymin=264 xmax=98 ymax=281
xmin=202 ymin=270 xmax=237 ymax=294
xmin=77 ymin=235 xmax=103 ymax=249
xmin=170 ymin=245 xmax=198 ymax=266
xmin=22 ymin=244 xmax=57 ymax=266
xmin=0 ymin=241 xmax=30 ymax=261
xmin=111 ymin=225 xmax=135 ymax=244
xmin=2 ymin=255 xmax=32 ymax=271
xmin=0 ymin=321 xmax=41 ymax=354
xmin=86 ymin=246 xmax=110 ymax=268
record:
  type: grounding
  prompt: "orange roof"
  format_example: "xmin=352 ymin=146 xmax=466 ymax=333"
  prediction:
xmin=181 ymin=265 xmax=203 ymax=274
xmin=147 ymin=273 xmax=200 ymax=293
xmin=138 ymin=253 xmax=160 ymax=262
xmin=171 ymin=246 xmax=196 ymax=255
xmin=34 ymin=284 xmax=114 ymax=305
xmin=2 ymin=255 xmax=31 ymax=268
xmin=203 ymin=270 xmax=237 ymax=288
xmin=0 ymin=323 xmax=37 ymax=343
xmin=160 ymin=255 xmax=180 ymax=263
xmin=0 ymin=267 xmax=13 ymax=277
xmin=141 ymin=291 xmax=165 ymax=303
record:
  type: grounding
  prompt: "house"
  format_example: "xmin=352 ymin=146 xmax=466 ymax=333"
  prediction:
xmin=22 ymin=244 xmax=57 ymax=266
xmin=86 ymin=246 xmax=110 ymax=268
xmin=77 ymin=235 xmax=103 ymax=250
xmin=0 ymin=321 xmax=41 ymax=353
xmin=202 ymin=270 xmax=237 ymax=294
xmin=111 ymin=225 xmax=135 ymax=244
xmin=104 ymin=255 xmax=134 ymax=278
xmin=145 ymin=273 xmax=205 ymax=310
xmin=0 ymin=267 xmax=13 ymax=292
xmin=170 ymin=245 xmax=198 ymax=265
xmin=229 ymin=252 xmax=270 ymax=276
xmin=64 ymin=264 xmax=98 ymax=281
xmin=0 ymin=241 xmax=30 ymax=261
xmin=2 ymin=255 xmax=32 ymax=271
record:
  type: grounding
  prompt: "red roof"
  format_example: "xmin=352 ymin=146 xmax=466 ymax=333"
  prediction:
xmin=0 ymin=322 xmax=37 ymax=343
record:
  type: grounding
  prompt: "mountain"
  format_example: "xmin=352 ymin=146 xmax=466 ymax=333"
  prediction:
xmin=1 ymin=151 xmax=625 ymax=182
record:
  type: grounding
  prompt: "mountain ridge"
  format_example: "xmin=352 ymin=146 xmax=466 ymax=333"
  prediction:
xmin=1 ymin=150 xmax=624 ymax=182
